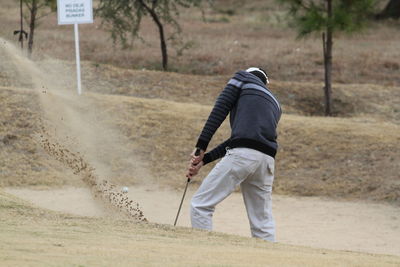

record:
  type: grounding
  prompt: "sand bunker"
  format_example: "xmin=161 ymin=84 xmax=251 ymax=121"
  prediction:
xmin=5 ymin=185 xmax=400 ymax=257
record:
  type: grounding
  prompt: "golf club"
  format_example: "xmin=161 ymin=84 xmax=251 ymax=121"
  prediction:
xmin=173 ymin=148 xmax=200 ymax=226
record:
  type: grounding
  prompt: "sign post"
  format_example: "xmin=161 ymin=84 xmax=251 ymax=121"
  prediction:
xmin=57 ymin=0 xmax=93 ymax=95
xmin=74 ymin=23 xmax=82 ymax=95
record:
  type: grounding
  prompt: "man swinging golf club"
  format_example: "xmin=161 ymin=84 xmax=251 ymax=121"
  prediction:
xmin=186 ymin=67 xmax=281 ymax=242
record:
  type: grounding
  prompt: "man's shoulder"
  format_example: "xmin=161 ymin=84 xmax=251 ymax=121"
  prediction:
xmin=232 ymin=70 xmax=265 ymax=87
xmin=232 ymin=70 xmax=250 ymax=81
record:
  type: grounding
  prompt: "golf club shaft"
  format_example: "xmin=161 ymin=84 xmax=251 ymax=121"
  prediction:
xmin=173 ymin=177 xmax=190 ymax=226
xmin=173 ymin=148 xmax=201 ymax=226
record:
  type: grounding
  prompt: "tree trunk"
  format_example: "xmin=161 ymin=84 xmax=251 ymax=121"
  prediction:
xmin=153 ymin=16 xmax=168 ymax=71
xmin=138 ymin=0 xmax=168 ymax=71
xmin=322 ymin=0 xmax=333 ymax=116
xmin=149 ymin=11 xmax=168 ymax=70
xmin=28 ymin=0 xmax=38 ymax=58
xmin=19 ymin=0 xmax=24 ymax=49
xmin=376 ymin=0 xmax=400 ymax=19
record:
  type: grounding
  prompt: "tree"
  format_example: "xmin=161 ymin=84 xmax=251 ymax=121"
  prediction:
xmin=376 ymin=0 xmax=400 ymax=19
xmin=278 ymin=0 xmax=375 ymax=116
xmin=96 ymin=0 xmax=202 ymax=71
xmin=20 ymin=0 xmax=56 ymax=57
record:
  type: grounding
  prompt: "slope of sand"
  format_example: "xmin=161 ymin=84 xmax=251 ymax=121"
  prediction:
xmin=5 ymin=186 xmax=400 ymax=257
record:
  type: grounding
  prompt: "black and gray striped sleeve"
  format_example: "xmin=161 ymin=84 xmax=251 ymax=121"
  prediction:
xmin=202 ymin=138 xmax=231 ymax=165
xmin=195 ymin=75 xmax=242 ymax=151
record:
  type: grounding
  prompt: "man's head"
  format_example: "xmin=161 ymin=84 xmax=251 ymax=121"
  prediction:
xmin=246 ymin=67 xmax=269 ymax=85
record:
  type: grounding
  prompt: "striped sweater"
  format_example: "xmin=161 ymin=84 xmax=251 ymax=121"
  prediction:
xmin=196 ymin=70 xmax=281 ymax=165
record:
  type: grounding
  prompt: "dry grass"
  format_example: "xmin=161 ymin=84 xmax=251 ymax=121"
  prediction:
xmin=276 ymin=115 xmax=400 ymax=202
xmin=76 ymin=62 xmax=400 ymax=120
xmin=0 ymin=0 xmax=399 ymax=86
xmin=1 ymin=191 xmax=399 ymax=267
xmin=0 ymin=86 xmax=78 ymax=187
xmin=88 ymin=92 xmax=400 ymax=203
xmin=2 ymin=81 xmax=398 ymax=203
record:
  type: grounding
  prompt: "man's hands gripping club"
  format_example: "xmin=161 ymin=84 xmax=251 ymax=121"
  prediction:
xmin=186 ymin=148 xmax=205 ymax=179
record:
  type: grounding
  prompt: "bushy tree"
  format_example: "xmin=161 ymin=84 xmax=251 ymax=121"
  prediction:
xmin=96 ymin=0 xmax=203 ymax=71
xmin=279 ymin=0 xmax=375 ymax=115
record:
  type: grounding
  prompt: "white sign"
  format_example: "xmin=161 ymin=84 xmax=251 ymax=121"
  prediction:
xmin=57 ymin=0 xmax=93 ymax=25
xmin=57 ymin=0 xmax=93 ymax=95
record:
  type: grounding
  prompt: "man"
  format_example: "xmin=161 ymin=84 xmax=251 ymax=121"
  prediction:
xmin=187 ymin=67 xmax=281 ymax=242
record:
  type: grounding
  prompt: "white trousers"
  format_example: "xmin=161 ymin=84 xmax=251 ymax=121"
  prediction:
xmin=191 ymin=147 xmax=275 ymax=241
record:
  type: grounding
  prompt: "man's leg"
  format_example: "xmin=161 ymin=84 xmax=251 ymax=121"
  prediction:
xmin=191 ymin=149 xmax=256 ymax=230
xmin=241 ymin=154 xmax=275 ymax=241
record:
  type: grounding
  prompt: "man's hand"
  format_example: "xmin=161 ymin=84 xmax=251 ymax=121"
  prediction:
xmin=186 ymin=148 xmax=205 ymax=179
xmin=190 ymin=148 xmax=204 ymax=165
xmin=186 ymin=161 xmax=204 ymax=179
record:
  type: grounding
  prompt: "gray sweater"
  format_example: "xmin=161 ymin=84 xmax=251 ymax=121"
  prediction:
xmin=196 ymin=70 xmax=281 ymax=165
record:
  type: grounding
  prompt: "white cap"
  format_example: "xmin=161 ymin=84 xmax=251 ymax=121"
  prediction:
xmin=246 ymin=67 xmax=269 ymax=84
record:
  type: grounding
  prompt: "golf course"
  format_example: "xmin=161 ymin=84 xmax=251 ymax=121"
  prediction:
xmin=1 ymin=0 xmax=400 ymax=266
